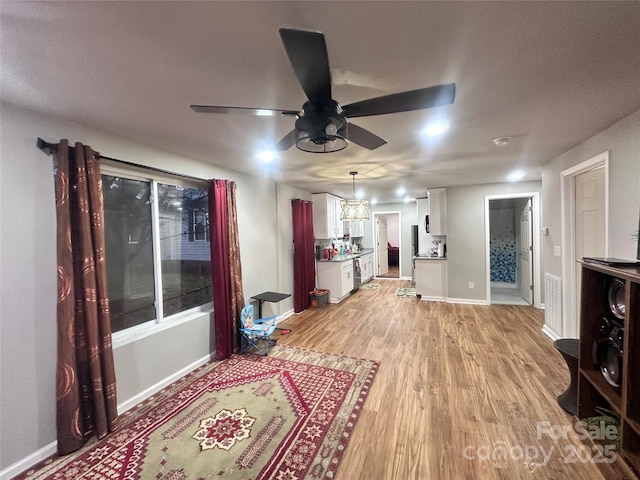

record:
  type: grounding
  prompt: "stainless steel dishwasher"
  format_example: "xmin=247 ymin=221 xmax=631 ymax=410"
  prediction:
xmin=353 ymin=257 xmax=362 ymax=290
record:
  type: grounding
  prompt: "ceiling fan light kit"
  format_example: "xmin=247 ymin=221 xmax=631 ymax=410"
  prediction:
xmin=190 ymin=28 xmax=455 ymax=154
xmin=294 ymin=101 xmax=348 ymax=153
xmin=340 ymin=172 xmax=370 ymax=221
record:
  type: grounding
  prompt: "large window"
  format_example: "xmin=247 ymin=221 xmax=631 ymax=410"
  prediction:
xmin=102 ymin=172 xmax=212 ymax=333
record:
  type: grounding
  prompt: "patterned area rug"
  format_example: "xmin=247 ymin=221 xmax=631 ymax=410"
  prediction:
xmin=359 ymin=283 xmax=380 ymax=289
xmin=16 ymin=346 xmax=379 ymax=480
xmin=396 ymin=287 xmax=417 ymax=297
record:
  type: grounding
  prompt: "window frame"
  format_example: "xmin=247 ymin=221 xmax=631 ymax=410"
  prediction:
xmin=100 ymin=161 xmax=213 ymax=349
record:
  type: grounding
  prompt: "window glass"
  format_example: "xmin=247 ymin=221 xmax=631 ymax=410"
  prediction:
xmin=157 ymin=183 xmax=212 ymax=317
xmin=102 ymin=174 xmax=213 ymax=333
xmin=103 ymin=175 xmax=156 ymax=332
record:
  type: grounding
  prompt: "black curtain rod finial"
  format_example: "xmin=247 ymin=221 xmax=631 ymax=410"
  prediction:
xmin=36 ymin=136 xmax=208 ymax=183
xmin=37 ymin=137 xmax=56 ymax=156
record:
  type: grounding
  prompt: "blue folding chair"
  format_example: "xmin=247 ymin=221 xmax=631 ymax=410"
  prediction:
xmin=239 ymin=304 xmax=277 ymax=355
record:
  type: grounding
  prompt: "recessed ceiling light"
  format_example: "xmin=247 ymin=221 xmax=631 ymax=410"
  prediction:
xmin=370 ymin=197 xmax=378 ymax=206
xmin=396 ymin=186 xmax=406 ymax=197
xmin=507 ymin=169 xmax=526 ymax=182
xmin=423 ymin=122 xmax=449 ymax=137
xmin=493 ymin=136 xmax=512 ymax=147
xmin=257 ymin=150 xmax=276 ymax=162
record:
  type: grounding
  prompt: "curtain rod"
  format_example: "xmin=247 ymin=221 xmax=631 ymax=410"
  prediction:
xmin=37 ymin=137 xmax=209 ymax=183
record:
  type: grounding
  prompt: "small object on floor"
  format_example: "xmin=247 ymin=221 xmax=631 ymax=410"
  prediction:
xmin=281 ymin=329 xmax=291 ymax=335
xmin=396 ymin=288 xmax=417 ymax=297
xmin=309 ymin=289 xmax=329 ymax=307
xmin=359 ymin=283 xmax=380 ymax=289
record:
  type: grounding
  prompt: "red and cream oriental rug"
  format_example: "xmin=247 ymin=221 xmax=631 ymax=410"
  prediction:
xmin=17 ymin=346 xmax=379 ymax=480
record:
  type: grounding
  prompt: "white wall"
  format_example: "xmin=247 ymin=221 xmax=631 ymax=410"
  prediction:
xmin=386 ymin=214 xmax=399 ymax=246
xmin=446 ymin=181 xmax=542 ymax=302
xmin=0 ymin=103 xmax=302 ymax=473
xmin=542 ymin=108 xmax=640 ymax=278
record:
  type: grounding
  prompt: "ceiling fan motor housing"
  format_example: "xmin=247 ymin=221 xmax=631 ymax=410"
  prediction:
xmin=191 ymin=29 xmax=455 ymax=153
xmin=295 ymin=100 xmax=348 ymax=152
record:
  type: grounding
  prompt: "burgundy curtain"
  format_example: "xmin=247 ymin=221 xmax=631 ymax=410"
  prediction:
xmin=292 ymin=199 xmax=316 ymax=312
xmin=54 ymin=140 xmax=118 ymax=455
xmin=209 ymin=179 xmax=245 ymax=359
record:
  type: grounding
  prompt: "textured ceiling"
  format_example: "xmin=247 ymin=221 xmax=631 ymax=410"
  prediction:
xmin=2 ymin=1 xmax=639 ymax=203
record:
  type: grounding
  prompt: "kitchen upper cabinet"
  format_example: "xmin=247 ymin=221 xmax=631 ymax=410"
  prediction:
xmin=312 ymin=193 xmax=344 ymax=239
xmin=344 ymin=220 xmax=365 ymax=237
xmin=429 ymin=188 xmax=447 ymax=235
xmin=416 ymin=188 xmax=447 ymax=237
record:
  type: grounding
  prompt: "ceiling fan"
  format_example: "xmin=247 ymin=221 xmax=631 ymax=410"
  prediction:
xmin=191 ymin=28 xmax=456 ymax=153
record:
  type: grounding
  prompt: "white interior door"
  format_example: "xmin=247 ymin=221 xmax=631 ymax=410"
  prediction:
xmin=377 ymin=216 xmax=389 ymax=276
xmin=574 ymin=166 xmax=606 ymax=316
xmin=518 ymin=199 xmax=533 ymax=304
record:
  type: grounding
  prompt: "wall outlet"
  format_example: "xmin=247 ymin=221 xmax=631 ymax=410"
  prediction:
xmin=554 ymin=246 xmax=562 ymax=257
xmin=468 ymin=282 xmax=475 ymax=289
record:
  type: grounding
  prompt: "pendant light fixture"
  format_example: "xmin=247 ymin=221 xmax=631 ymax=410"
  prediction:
xmin=340 ymin=171 xmax=370 ymax=221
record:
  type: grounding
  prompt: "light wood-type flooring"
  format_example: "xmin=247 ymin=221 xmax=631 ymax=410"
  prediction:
xmin=276 ymin=279 xmax=623 ymax=480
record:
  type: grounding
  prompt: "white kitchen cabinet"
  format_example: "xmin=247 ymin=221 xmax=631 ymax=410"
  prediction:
xmin=416 ymin=189 xmax=447 ymax=251
xmin=317 ymin=260 xmax=354 ymax=303
xmin=414 ymin=258 xmax=447 ymax=301
xmin=312 ymin=193 xmax=344 ymax=239
xmin=360 ymin=252 xmax=374 ymax=283
xmin=344 ymin=220 xmax=365 ymax=238
xmin=417 ymin=196 xmax=430 ymax=219
xmin=428 ymin=188 xmax=447 ymax=235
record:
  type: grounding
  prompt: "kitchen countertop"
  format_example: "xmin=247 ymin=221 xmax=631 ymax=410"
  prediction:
xmin=317 ymin=248 xmax=374 ymax=262
xmin=413 ymin=254 xmax=447 ymax=260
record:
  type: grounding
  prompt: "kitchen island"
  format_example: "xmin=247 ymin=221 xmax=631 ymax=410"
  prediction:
xmin=413 ymin=255 xmax=447 ymax=301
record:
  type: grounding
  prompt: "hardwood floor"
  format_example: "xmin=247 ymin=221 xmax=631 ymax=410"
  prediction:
xmin=276 ymin=279 xmax=616 ymax=480
xmin=377 ymin=265 xmax=400 ymax=278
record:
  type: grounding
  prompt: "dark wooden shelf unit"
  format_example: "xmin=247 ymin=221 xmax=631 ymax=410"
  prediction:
xmin=578 ymin=261 xmax=640 ymax=478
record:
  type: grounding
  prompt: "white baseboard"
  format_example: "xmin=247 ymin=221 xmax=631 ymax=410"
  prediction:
xmin=491 ymin=282 xmax=517 ymax=289
xmin=446 ymin=297 xmax=491 ymax=305
xmin=1 ymin=353 xmax=216 ymax=480
xmin=1 ymin=310 xmax=303 ymax=480
xmin=276 ymin=309 xmax=294 ymax=322
xmin=542 ymin=324 xmax=561 ymax=342
xmin=117 ymin=353 xmax=214 ymax=414
xmin=0 ymin=441 xmax=57 ymax=480
xmin=419 ymin=296 xmax=447 ymax=302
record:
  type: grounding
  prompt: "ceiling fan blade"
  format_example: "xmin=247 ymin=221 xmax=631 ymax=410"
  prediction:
xmin=274 ymin=129 xmax=298 ymax=151
xmin=342 ymin=83 xmax=456 ymax=118
xmin=348 ymin=123 xmax=387 ymax=150
xmin=190 ymin=105 xmax=299 ymax=116
xmin=279 ymin=28 xmax=332 ymax=104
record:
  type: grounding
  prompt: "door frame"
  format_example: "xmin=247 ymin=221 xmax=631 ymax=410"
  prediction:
xmin=518 ymin=198 xmax=534 ymax=304
xmin=560 ymin=151 xmax=609 ymax=338
xmin=371 ymin=210 xmax=402 ymax=278
xmin=484 ymin=192 xmax=541 ymax=307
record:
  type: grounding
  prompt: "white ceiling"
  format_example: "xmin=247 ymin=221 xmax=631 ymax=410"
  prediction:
xmin=2 ymin=1 xmax=639 ymax=203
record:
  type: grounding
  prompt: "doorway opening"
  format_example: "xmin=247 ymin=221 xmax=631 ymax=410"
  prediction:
xmin=373 ymin=211 xmax=401 ymax=279
xmin=485 ymin=192 xmax=541 ymax=307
